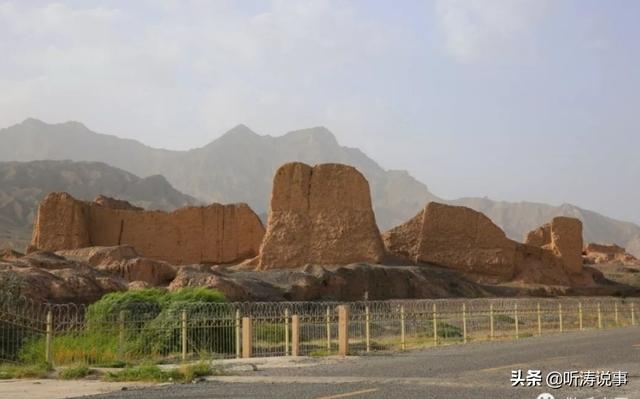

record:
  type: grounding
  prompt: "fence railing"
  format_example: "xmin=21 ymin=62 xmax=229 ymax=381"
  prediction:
xmin=0 ymin=296 xmax=637 ymax=366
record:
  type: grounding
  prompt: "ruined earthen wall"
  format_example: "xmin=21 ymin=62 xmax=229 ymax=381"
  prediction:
xmin=30 ymin=193 xmax=265 ymax=265
xmin=383 ymin=202 xmax=517 ymax=280
xmin=524 ymin=216 xmax=584 ymax=275
xmin=256 ymin=162 xmax=386 ymax=269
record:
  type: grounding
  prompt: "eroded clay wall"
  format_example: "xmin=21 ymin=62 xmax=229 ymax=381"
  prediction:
xmin=30 ymin=192 xmax=265 ymax=265
xmin=256 ymin=162 xmax=386 ymax=269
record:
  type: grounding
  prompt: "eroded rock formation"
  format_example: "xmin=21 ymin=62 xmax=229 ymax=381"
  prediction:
xmin=584 ymin=243 xmax=639 ymax=265
xmin=30 ymin=192 xmax=265 ymax=265
xmin=57 ymin=246 xmax=177 ymax=286
xmin=0 ymin=248 xmax=23 ymax=262
xmin=383 ymin=202 xmax=517 ymax=281
xmin=0 ymin=251 xmax=126 ymax=303
xmin=524 ymin=217 xmax=584 ymax=275
xmin=255 ymin=162 xmax=386 ymax=269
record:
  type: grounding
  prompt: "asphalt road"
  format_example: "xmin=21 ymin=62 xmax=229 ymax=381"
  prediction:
xmin=86 ymin=327 xmax=640 ymax=399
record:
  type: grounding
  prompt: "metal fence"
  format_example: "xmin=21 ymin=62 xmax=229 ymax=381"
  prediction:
xmin=0 ymin=295 xmax=637 ymax=366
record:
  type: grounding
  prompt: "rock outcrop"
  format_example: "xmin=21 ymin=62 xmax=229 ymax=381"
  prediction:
xmin=170 ymin=263 xmax=494 ymax=301
xmin=0 ymin=251 xmax=126 ymax=303
xmin=0 ymin=248 xmax=23 ymax=262
xmin=524 ymin=217 xmax=584 ymax=275
xmin=383 ymin=202 xmax=517 ymax=281
xmin=57 ymin=246 xmax=176 ymax=286
xmin=29 ymin=193 xmax=265 ymax=265
xmin=255 ymin=162 xmax=386 ymax=269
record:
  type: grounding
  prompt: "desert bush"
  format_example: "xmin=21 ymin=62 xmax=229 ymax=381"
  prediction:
xmin=18 ymin=288 xmax=232 ymax=365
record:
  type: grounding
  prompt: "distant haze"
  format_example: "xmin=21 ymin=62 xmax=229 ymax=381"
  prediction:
xmin=1 ymin=1 xmax=639 ymax=224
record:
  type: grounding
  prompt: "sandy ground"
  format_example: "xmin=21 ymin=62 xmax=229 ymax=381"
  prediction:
xmin=0 ymin=379 xmax=155 ymax=399
xmin=0 ymin=356 xmax=341 ymax=399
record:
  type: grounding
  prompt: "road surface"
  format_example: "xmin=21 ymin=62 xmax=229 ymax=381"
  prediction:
xmin=87 ymin=326 xmax=640 ymax=399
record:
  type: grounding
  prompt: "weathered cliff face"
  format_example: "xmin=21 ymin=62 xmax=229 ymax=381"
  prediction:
xmin=524 ymin=217 xmax=584 ymax=275
xmin=383 ymin=202 xmax=517 ymax=281
xmin=256 ymin=162 xmax=386 ymax=269
xmin=29 ymin=193 xmax=265 ymax=265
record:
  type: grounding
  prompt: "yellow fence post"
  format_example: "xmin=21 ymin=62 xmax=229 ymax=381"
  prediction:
xmin=45 ymin=310 xmax=53 ymax=364
xmin=181 ymin=310 xmax=188 ymax=362
xmin=462 ymin=303 xmax=467 ymax=344
xmin=284 ymin=309 xmax=290 ymax=356
xmin=338 ymin=305 xmax=349 ymax=357
xmin=558 ymin=303 xmax=563 ymax=333
xmin=118 ymin=310 xmax=125 ymax=360
xmin=614 ymin=302 xmax=619 ymax=326
xmin=326 ymin=306 xmax=331 ymax=351
xmin=365 ymin=304 xmax=371 ymax=353
xmin=514 ymin=303 xmax=519 ymax=339
xmin=235 ymin=309 xmax=241 ymax=359
xmin=291 ymin=315 xmax=300 ymax=357
xmin=242 ymin=317 xmax=252 ymax=358
xmin=489 ymin=303 xmax=494 ymax=341
xmin=578 ymin=302 xmax=583 ymax=331
xmin=432 ymin=303 xmax=438 ymax=346
xmin=598 ymin=303 xmax=602 ymax=329
xmin=632 ymin=303 xmax=636 ymax=326
xmin=400 ymin=305 xmax=406 ymax=350
xmin=537 ymin=303 xmax=542 ymax=336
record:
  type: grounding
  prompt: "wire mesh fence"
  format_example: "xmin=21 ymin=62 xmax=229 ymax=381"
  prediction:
xmin=0 ymin=294 xmax=637 ymax=366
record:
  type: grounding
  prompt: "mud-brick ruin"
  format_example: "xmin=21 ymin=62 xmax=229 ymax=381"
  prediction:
xmin=254 ymin=162 xmax=386 ymax=269
xmin=29 ymin=192 xmax=265 ymax=265
xmin=25 ymin=161 xmax=607 ymax=295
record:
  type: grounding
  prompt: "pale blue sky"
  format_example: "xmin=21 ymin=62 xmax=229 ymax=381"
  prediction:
xmin=1 ymin=0 xmax=639 ymax=224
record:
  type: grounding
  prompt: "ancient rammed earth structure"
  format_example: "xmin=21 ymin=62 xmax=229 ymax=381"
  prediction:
xmin=383 ymin=203 xmax=586 ymax=283
xmin=255 ymin=162 xmax=386 ymax=269
xmin=524 ymin=217 xmax=584 ymax=275
xmin=28 ymin=162 xmax=591 ymax=289
xmin=29 ymin=192 xmax=265 ymax=265
xmin=383 ymin=202 xmax=517 ymax=280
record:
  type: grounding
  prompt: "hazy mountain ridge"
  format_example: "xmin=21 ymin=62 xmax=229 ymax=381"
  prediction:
xmin=0 ymin=160 xmax=197 ymax=251
xmin=0 ymin=119 xmax=440 ymax=230
xmin=1 ymin=118 xmax=639 ymax=257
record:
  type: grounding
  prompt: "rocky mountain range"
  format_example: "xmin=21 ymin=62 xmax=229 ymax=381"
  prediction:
xmin=1 ymin=118 xmax=639 ymax=256
xmin=0 ymin=160 xmax=196 ymax=250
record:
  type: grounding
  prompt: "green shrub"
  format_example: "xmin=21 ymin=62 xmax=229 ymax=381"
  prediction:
xmin=309 ymin=349 xmax=332 ymax=357
xmin=494 ymin=314 xmax=525 ymax=325
xmin=168 ymin=288 xmax=227 ymax=304
xmin=419 ymin=321 xmax=463 ymax=339
xmin=20 ymin=331 xmax=119 ymax=365
xmin=0 ymin=362 xmax=52 ymax=379
xmin=59 ymin=364 xmax=92 ymax=380
xmin=104 ymin=362 xmax=219 ymax=383
xmin=254 ymin=323 xmax=285 ymax=344
xmin=436 ymin=322 xmax=463 ymax=338
xmin=18 ymin=288 xmax=232 ymax=365
xmin=104 ymin=364 xmax=179 ymax=382
xmin=180 ymin=361 xmax=222 ymax=380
